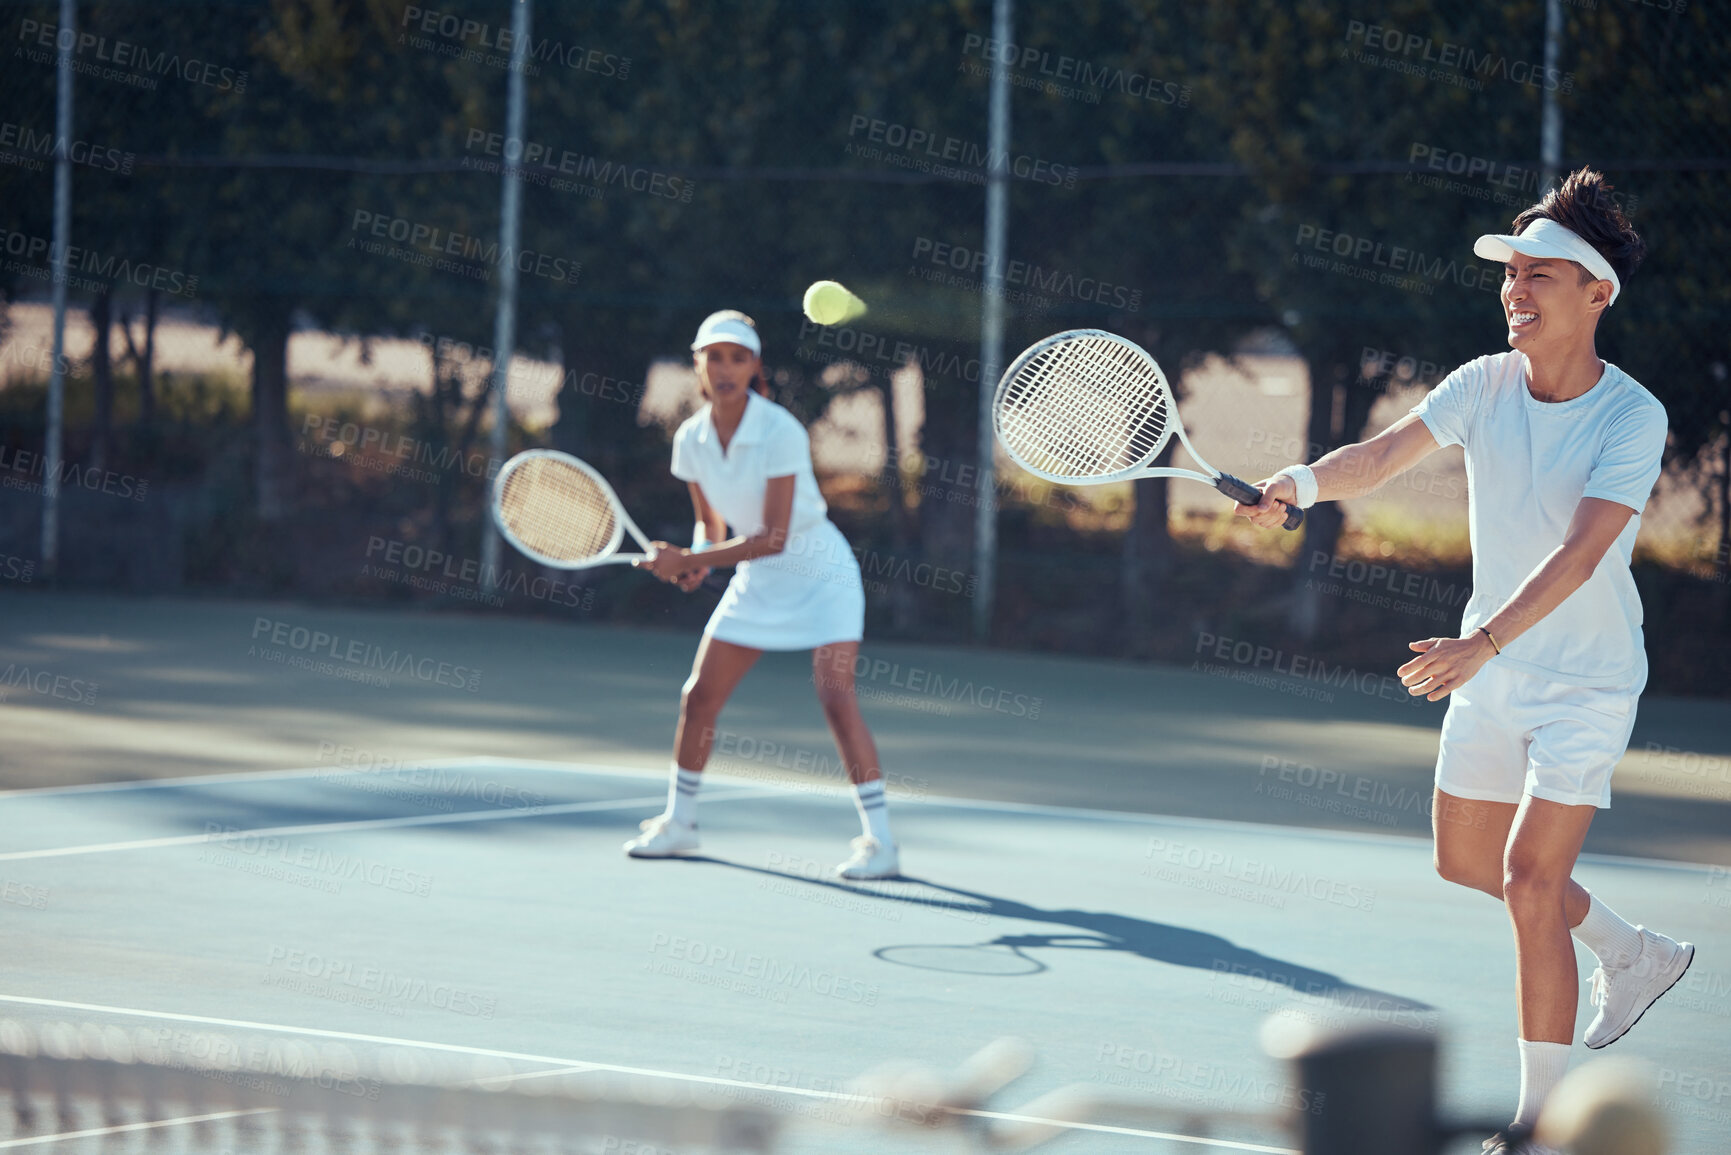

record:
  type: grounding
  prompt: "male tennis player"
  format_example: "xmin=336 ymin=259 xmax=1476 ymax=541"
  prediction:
xmin=1242 ymin=169 xmax=1691 ymax=1153
xmin=622 ymin=310 xmax=901 ymax=881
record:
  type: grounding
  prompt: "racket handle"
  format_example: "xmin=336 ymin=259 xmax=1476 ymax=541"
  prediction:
xmin=1215 ymin=473 xmax=1306 ymax=532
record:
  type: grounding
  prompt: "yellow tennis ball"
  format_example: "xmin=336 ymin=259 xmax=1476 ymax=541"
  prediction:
xmin=803 ymin=280 xmax=865 ymax=325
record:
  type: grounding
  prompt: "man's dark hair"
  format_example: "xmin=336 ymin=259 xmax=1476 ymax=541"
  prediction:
xmin=1512 ymin=167 xmax=1646 ymax=288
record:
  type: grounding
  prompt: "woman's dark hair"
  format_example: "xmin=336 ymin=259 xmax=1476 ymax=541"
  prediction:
xmin=1511 ymin=167 xmax=1646 ymax=286
xmin=695 ymin=309 xmax=771 ymax=398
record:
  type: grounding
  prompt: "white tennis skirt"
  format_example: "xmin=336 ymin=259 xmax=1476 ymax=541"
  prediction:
xmin=703 ymin=520 xmax=865 ymax=651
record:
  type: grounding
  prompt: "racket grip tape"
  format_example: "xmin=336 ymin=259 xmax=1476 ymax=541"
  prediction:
xmin=1215 ymin=473 xmax=1306 ymax=532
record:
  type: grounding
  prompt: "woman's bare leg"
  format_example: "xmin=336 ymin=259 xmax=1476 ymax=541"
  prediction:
xmin=674 ymin=636 xmax=762 ymax=771
xmin=625 ymin=636 xmax=760 ymax=856
xmin=811 ymin=641 xmax=882 ymax=785
xmin=813 ymin=642 xmax=899 ymax=879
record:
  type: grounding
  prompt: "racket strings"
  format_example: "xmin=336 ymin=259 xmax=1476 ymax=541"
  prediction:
xmin=497 ymin=457 xmax=619 ymax=564
xmin=998 ymin=336 xmax=1172 ymax=479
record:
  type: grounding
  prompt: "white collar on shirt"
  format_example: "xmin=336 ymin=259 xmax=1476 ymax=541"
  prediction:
xmin=697 ymin=390 xmax=768 ymax=452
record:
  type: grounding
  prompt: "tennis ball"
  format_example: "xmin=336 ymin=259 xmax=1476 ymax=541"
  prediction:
xmin=1535 ymin=1058 xmax=1668 ymax=1155
xmin=803 ymin=280 xmax=865 ymax=326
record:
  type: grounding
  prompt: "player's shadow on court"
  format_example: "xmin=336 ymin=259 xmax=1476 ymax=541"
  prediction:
xmin=698 ymin=858 xmax=1430 ymax=1014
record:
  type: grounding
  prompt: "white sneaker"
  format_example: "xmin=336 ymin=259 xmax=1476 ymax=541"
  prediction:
xmin=623 ymin=815 xmax=699 ymax=858
xmin=1584 ymin=927 xmax=1694 ymax=1049
xmin=835 ymin=836 xmax=899 ymax=881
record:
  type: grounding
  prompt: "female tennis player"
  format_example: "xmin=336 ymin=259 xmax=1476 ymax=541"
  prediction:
xmin=1243 ymin=170 xmax=1691 ymax=1154
xmin=622 ymin=310 xmax=900 ymax=881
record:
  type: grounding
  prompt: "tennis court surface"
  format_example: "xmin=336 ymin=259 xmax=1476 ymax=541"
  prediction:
xmin=4 ymin=757 xmax=1726 ymax=1153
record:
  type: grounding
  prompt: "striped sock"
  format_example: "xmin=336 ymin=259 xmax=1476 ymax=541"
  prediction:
xmin=1513 ymin=1039 xmax=1570 ymax=1130
xmin=666 ymin=765 xmax=701 ymax=827
xmin=853 ymin=778 xmax=892 ymax=844
xmin=1572 ymin=893 xmax=1644 ymax=969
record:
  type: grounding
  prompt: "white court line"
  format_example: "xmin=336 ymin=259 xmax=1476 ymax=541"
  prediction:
xmin=0 ymin=789 xmax=774 ymax=862
xmin=0 ymin=995 xmax=1295 ymax=1154
xmin=0 ymin=758 xmax=665 ymax=799
xmin=474 ymin=1063 xmax=601 ymax=1087
xmin=0 ymin=1107 xmax=278 ymax=1149
xmin=0 ymin=760 xmax=477 ymax=799
xmin=417 ymin=758 xmax=1731 ymax=872
xmin=903 ymin=788 xmax=1729 ymax=876
xmin=890 ymin=785 xmax=1727 ymax=873
xmin=4 ymin=754 xmax=1716 ymax=874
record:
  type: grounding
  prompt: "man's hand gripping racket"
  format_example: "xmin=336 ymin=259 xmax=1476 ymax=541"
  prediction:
xmin=992 ymin=329 xmax=1304 ymax=530
xmin=490 ymin=449 xmax=724 ymax=590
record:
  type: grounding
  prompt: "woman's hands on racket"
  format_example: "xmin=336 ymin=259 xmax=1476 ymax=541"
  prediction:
xmin=1398 ymin=635 xmax=1494 ymax=701
xmin=1237 ymin=475 xmax=1301 ymax=529
xmin=637 ymin=542 xmax=704 ymax=588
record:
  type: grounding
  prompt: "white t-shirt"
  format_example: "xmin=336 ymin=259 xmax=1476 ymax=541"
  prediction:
xmin=670 ymin=391 xmax=832 ymax=543
xmin=1411 ymin=351 xmax=1667 ymax=686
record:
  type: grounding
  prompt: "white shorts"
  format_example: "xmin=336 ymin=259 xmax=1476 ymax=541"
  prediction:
xmin=1434 ymin=660 xmax=1644 ymax=809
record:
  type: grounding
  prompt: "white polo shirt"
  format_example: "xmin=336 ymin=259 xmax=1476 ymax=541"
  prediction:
xmin=669 ymin=392 xmax=865 ymax=650
xmin=670 ymin=391 xmax=832 ymax=543
xmin=1411 ymin=351 xmax=1668 ymax=687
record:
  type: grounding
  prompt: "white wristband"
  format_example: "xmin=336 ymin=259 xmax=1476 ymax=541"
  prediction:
xmin=1276 ymin=464 xmax=1319 ymax=510
xmin=691 ymin=524 xmax=711 ymax=553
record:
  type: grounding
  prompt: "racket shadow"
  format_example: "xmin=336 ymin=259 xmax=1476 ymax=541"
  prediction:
xmin=695 ymin=859 xmax=1431 ymax=1013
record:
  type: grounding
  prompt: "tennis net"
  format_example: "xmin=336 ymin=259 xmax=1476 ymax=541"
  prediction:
xmin=0 ymin=1017 xmax=1651 ymax=1154
xmin=0 ymin=1020 xmax=788 ymax=1154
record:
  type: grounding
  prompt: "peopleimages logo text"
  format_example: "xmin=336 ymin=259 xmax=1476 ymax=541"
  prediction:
xmin=910 ymin=237 xmax=1141 ymax=311
xmin=0 ymin=228 xmax=197 ymax=298
xmin=463 ymin=130 xmax=693 ymax=202
xmin=0 ymin=121 xmax=133 ymax=172
xmin=347 ymin=211 xmax=579 ymax=285
xmin=846 ymin=115 xmax=1078 ymax=187
xmin=17 ymin=19 xmax=249 ymax=92
xmin=1293 ymin=223 xmax=1501 ymax=293
xmin=398 ymin=7 xmax=629 ymax=77
xmin=1342 ymin=21 xmax=1572 ymax=92
xmin=960 ymin=34 xmax=1188 ymax=106
xmin=249 ymin=617 xmax=481 ymax=691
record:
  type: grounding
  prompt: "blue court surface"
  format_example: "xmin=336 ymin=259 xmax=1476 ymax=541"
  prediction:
xmin=3 ymin=759 xmax=1726 ymax=1153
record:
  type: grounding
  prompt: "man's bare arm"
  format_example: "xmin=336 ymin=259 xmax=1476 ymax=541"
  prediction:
xmin=1311 ymin=413 xmax=1442 ymax=500
xmin=1397 ymin=498 xmax=1636 ymax=700
xmin=1240 ymin=413 xmax=1442 ymax=526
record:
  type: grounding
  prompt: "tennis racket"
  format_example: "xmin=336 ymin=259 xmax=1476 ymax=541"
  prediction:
xmin=993 ymin=329 xmax=1305 ymax=531
xmin=491 ymin=450 xmax=729 ymax=594
xmin=491 ymin=449 xmax=654 ymax=568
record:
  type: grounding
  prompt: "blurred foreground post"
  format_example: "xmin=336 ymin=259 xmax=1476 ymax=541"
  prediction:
xmin=972 ymin=0 xmax=1011 ymax=643
xmin=41 ymin=0 xmax=75 ymax=580
xmin=481 ymin=0 xmax=533 ymax=594
xmin=1541 ymin=0 xmax=1564 ymax=189
xmin=1264 ymin=1013 xmax=1439 ymax=1155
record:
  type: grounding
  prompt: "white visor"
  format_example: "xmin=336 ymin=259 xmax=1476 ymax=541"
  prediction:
xmin=691 ymin=315 xmax=761 ymax=356
xmin=1473 ymin=217 xmax=1621 ymax=306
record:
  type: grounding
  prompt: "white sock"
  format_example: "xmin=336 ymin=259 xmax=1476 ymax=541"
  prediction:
xmin=1514 ymin=1039 xmax=1570 ymax=1130
xmin=666 ymin=765 xmax=701 ymax=827
xmin=853 ymin=778 xmax=892 ymax=844
xmin=1572 ymin=893 xmax=1644 ymax=969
